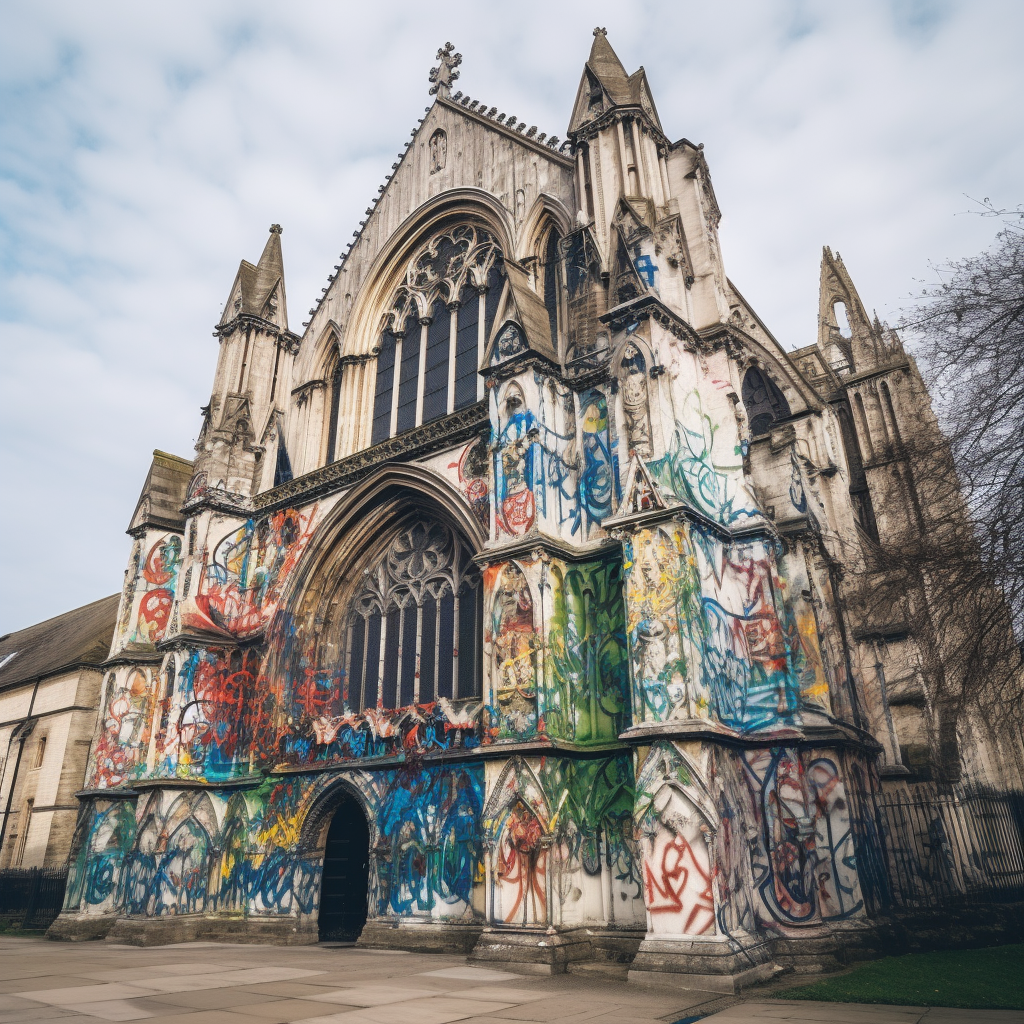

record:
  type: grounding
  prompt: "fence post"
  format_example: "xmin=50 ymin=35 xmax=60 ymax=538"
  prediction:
xmin=23 ymin=868 xmax=41 ymax=928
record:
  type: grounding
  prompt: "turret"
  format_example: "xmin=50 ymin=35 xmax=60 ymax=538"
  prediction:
xmin=192 ymin=225 xmax=299 ymax=499
xmin=818 ymin=246 xmax=903 ymax=375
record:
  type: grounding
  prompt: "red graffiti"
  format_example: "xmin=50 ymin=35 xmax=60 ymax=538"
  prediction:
xmin=644 ymin=834 xmax=715 ymax=934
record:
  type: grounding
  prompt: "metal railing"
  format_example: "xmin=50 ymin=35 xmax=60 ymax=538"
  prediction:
xmin=871 ymin=785 xmax=1024 ymax=909
xmin=0 ymin=867 xmax=69 ymax=929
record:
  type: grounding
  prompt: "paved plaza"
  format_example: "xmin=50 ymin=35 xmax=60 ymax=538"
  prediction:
xmin=0 ymin=936 xmax=1020 ymax=1024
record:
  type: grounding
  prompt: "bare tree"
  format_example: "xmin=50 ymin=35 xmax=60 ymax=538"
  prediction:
xmin=851 ymin=204 xmax=1024 ymax=784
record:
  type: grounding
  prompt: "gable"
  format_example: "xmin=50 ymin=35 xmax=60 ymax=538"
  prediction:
xmin=301 ymin=98 xmax=575 ymax=365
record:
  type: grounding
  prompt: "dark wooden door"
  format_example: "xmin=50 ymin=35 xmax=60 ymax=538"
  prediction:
xmin=318 ymin=796 xmax=370 ymax=942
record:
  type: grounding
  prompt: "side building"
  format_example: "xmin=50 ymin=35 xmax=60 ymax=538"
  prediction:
xmin=0 ymin=595 xmax=119 ymax=871
xmin=50 ymin=31 xmax=1022 ymax=987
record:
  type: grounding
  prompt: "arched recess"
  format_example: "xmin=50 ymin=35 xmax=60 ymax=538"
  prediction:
xmin=261 ymin=467 xmax=487 ymax=762
xmin=482 ymin=757 xmax=552 ymax=928
xmin=611 ymin=333 xmax=657 ymax=461
xmin=742 ymin=365 xmax=792 ymax=437
xmin=518 ymin=195 xmax=573 ymax=355
xmin=297 ymin=776 xmax=375 ymax=940
xmin=634 ymin=743 xmax=719 ymax=937
xmin=321 ymin=329 xmax=343 ymax=465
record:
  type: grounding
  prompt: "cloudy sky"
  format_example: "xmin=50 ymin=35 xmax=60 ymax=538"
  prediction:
xmin=1 ymin=0 xmax=1021 ymax=633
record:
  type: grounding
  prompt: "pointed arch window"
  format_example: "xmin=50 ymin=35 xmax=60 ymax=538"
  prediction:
xmin=325 ymin=342 xmax=342 ymax=463
xmin=542 ymin=228 xmax=562 ymax=351
xmin=741 ymin=367 xmax=791 ymax=437
xmin=837 ymin=404 xmax=878 ymax=541
xmin=344 ymin=520 xmax=482 ymax=711
xmin=370 ymin=224 xmax=502 ymax=445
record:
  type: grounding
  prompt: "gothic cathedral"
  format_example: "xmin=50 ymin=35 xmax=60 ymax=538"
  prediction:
xmin=52 ymin=31 xmax=1015 ymax=987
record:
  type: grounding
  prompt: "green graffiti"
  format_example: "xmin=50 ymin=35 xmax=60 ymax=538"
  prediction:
xmin=545 ymin=560 xmax=629 ymax=744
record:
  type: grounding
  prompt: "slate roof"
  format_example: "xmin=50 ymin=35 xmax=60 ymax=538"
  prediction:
xmin=0 ymin=594 xmax=120 ymax=692
xmin=128 ymin=450 xmax=193 ymax=533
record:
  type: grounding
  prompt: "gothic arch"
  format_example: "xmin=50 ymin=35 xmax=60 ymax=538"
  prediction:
xmin=516 ymin=193 xmax=573 ymax=264
xmin=278 ymin=465 xmax=486 ymax=622
xmin=734 ymin=338 xmax=822 ymax=414
xmin=742 ymin=363 xmax=792 ymax=437
xmin=340 ymin=189 xmax=515 ymax=363
xmin=298 ymin=773 xmax=376 ymax=855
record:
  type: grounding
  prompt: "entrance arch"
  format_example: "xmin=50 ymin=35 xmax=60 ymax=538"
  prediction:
xmin=318 ymin=793 xmax=370 ymax=941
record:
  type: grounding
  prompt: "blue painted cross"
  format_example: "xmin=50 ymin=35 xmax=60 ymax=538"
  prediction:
xmin=634 ymin=253 xmax=658 ymax=288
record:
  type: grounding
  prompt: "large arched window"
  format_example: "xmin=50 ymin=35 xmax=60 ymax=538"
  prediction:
xmin=741 ymin=366 xmax=791 ymax=436
xmin=344 ymin=519 xmax=482 ymax=710
xmin=370 ymin=224 xmax=503 ymax=445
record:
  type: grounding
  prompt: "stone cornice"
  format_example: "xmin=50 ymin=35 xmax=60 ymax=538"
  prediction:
xmin=253 ymin=402 xmax=489 ymax=512
xmin=476 ymin=534 xmax=619 ymax=568
xmin=569 ymin=106 xmax=668 ymax=149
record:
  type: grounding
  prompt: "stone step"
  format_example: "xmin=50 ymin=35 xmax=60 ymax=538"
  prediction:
xmin=565 ymin=960 xmax=630 ymax=979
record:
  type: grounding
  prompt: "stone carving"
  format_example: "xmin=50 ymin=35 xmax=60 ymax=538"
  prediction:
xmin=620 ymin=342 xmax=653 ymax=459
xmin=429 ymin=42 xmax=462 ymax=98
xmin=429 ymin=129 xmax=447 ymax=173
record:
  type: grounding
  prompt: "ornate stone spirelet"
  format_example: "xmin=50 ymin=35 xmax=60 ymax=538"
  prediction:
xmin=429 ymin=42 xmax=462 ymax=98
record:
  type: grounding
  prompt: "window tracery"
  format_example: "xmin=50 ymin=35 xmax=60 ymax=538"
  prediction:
xmin=344 ymin=520 xmax=482 ymax=711
xmin=371 ymin=224 xmax=503 ymax=444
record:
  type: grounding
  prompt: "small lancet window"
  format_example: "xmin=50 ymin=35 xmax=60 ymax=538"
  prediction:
xmin=325 ymin=360 xmax=342 ymax=464
xmin=274 ymin=431 xmax=293 ymax=486
xmin=543 ymin=228 xmax=561 ymax=350
xmin=741 ymin=367 xmax=791 ymax=437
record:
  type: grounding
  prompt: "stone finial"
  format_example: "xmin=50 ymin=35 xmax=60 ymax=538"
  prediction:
xmin=269 ymin=224 xmax=282 ymax=234
xmin=429 ymin=42 xmax=462 ymax=98
xmin=594 ymin=26 xmax=607 ymax=36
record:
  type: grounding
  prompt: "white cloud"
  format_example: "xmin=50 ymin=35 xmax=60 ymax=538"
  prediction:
xmin=1 ymin=0 xmax=1021 ymax=630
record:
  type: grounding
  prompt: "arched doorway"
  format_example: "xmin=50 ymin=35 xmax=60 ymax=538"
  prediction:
xmin=318 ymin=794 xmax=370 ymax=942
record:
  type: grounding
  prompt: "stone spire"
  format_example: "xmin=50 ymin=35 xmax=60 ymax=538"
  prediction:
xmin=219 ymin=224 xmax=289 ymax=332
xmin=568 ymin=28 xmax=663 ymax=138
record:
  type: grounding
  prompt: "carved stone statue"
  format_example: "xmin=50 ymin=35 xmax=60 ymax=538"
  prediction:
xmin=620 ymin=343 xmax=652 ymax=459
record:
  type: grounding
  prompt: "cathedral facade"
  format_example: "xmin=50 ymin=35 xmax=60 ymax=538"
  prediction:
xmin=50 ymin=32 xmax=1019 ymax=986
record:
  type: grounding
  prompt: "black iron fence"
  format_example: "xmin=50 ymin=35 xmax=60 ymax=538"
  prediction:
xmin=870 ymin=785 xmax=1024 ymax=910
xmin=0 ymin=867 xmax=69 ymax=929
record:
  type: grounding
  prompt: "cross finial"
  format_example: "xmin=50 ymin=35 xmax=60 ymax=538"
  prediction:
xmin=269 ymin=224 xmax=282 ymax=234
xmin=429 ymin=42 xmax=462 ymax=98
xmin=593 ymin=26 xmax=607 ymax=36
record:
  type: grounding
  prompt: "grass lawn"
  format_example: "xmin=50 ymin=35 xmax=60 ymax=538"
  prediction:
xmin=773 ymin=944 xmax=1024 ymax=1009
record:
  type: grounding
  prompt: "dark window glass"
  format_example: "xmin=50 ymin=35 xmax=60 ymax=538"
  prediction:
xmin=422 ymin=299 xmax=451 ymax=423
xmin=437 ymin=590 xmax=455 ymax=700
xmin=382 ymin=608 xmax=401 ymax=707
xmin=419 ymin=595 xmax=437 ymax=703
xmin=326 ymin=364 xmax=342 ymax=463
xmin=347 ymin=615 xmax=365 ymax=710
xmin=274 ymin=433 xmax=293 ymax=486
xmin=454 ymin=286 xmax=479 ymax=410
xmin=544 ymin=230 xmax=561 ymax=349
xmin=742 ymin=367 xmax=791 ymax=436
xmin=399 ymin=603 xmax=418 ymax=706
xmin=371 ymin=332 xmax=397 ymax=444
xmin=396 ymin=327 xmax=421 ymax=434
xmin=363 ymin=612 xmax=381 ymax=708
xmin=838 ymin=405 xmax=879 ymax=540
xmin=457 ymin=581 xmax=481 ymax=699
xmin=484 ymin=264 xmax=503 ymax=336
